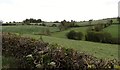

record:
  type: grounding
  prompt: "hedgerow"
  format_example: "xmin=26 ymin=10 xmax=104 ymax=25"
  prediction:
xmin=85 ymin=31 xmax=120 ymax=44
xmin=2 ymin=32 xmax=120 ymax=70
xmin=66 ymin=30 xmax=83 ymax=40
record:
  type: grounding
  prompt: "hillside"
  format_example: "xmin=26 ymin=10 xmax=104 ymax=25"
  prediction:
xmin=2 ymin=23 xmax=119 ymax=60
xmin=23 ymin=34 xmax=118 ymax=60
xmin=103 ymin=24 xmax=119 ymax=38
xmin=2 ymin=33 xmax=120 ymax=69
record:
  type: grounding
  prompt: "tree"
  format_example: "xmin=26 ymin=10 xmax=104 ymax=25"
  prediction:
xmin=117 ymin=17 xmax=120 ymax=24
xmin=13 ymin=21 xmax=16 ymax=23
xmin=29 ymin=18 xmax=34 ymax=23
xmin=67 ymin=30 xmax=83 ymax=40
xmin=54 ymin=21 xmax=59 ymax=23
xmin=69 ymin=20 xmax=75 ymax=27
xmin=58 ymin=24 xmax=64 ymax=31
xmin=9 ymin=22 xmax=12 ymax=23
xmin=23 ymin=18 xmax=42 ymax=24
xmin=85 ymin=31 xmax=112 ymax=43
xmin=23 ymin=19 xmax=30 ymax=25
xmin=58 ymin=20 xmax=68 ymax=31
xmin=89 ymin=19 xmax=93 ymax=25
xmin=75 ymin=32 xmax=83 ymax=40
xmin=110 ymin=20 xmax=113 ymax=24
xmin=41 ymin=23 xmax=46 ymax=26
xmin=67 ymin=30 xmax=76 ymax=39
xmin=107 ymin=19 xmax=113 ymax=25
xmin=94 ymin=24 xmax=104 ymax=31
xmin=51 ymin=24 xmax=57 ymax=27
xmin=37 ymin=19 xmax=42 ymax=23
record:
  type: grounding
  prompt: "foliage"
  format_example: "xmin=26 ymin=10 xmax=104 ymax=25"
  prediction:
xmin=51 ymin=24 xmax=57 ymax=27
xmin=94 ymin=24 xmax=104 ymax=31
xmin=66 ymin=30 xmax=83 ymax=40
xmin=23 ymin=18 xmax=42 ymax=24
xmin=85 ymin=31 xmax=120 ymax=44
xmin=58 ymin=20 xmax=78 ymax=31
xmin=85 ymin=31 xmax=111 ymax=42
xmin=2 ymin=32 xmax=120 ymax=69
xmin=103 ymin=24 xmax=119 ymax=38
xmin=117 ymin=17 xmax=120 ymax=24
xmin=41 ymin=23 xmax=46 ymax=26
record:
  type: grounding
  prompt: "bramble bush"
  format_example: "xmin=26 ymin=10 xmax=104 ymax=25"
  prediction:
xmin=2 ymin=32 xmax=120 ymax=70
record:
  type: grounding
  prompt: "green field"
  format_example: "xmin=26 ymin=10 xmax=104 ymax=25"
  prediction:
xmin=2 ymin=25 xmax=119 ymax=60
xmin=51 ymin=27 xmax=88 ymax=39
xmin=23 ymin=34 xmax=118 ymax=59
xmin=2 ymin=25 xmax=59 ymax=34
xmin=103 ymin=24 xmax=119 ymax=38
xmin=75 ymin=18 xmax=119 ymax=26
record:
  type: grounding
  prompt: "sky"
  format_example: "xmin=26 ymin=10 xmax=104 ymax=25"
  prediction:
xmin=0 ymin=0 xmax=119 ymax=22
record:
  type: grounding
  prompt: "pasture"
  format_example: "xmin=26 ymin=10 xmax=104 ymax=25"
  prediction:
xmin=23 ymin=34 xmax=119 ymax=59
xmin=2 ymin=24 xmax=119 ymax=59
xmin=103 ymin=24 xmax=119 ymax=38
xmin=2 ymin=25 xmax=59 ymax=34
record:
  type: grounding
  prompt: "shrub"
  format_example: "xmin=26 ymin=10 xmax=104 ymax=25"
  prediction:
xmin=85 ymin=31 xmax=120 ymax=44
xmin=85 ymin=31 xmax=112 ymax=43
xmin=66 ymin=30 xmax=76 ymax=39
xmin=41 ymin=23 xmax=46 ymax=26
xmin=111 ymin=37 xmax=120 ymax=44
xmin=2 ymin=32 xmax=120 ymax=69
xmin=67 ymin=30 xmax=83 ymax=40
xmin=75 ymin=32 xmax=83 ymax=40
xmin=102 ymin=32 xmax=113 ymax=43
xmin=51 ymin=24 xmax=57 ymax=27
xmin=94 ymin=24 xmax=104 ymax=31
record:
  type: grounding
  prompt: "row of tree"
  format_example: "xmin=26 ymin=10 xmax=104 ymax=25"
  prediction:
xmin=66 ymin=30 xmax=120 ymax=44
xmin=23 ymin=18 xmax=42 ymax=24
xmin=2 ymin=16 xmax=120 ymax=24
xmin=85 ymin=31 xmax=120 ymax=44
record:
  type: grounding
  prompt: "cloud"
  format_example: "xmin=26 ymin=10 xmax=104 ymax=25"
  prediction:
xmin=0 ymin=0 xmax=119 ymax=22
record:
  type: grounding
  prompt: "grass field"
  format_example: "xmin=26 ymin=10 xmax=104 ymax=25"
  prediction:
xmin=75 ymin=18 xmax=119 ymax=26
xmin=51 ymin=27 xmax=88 ymax=39
xmin=2 ymin=24 xmax=119 ymax=60
xmin=103 ymin=24 xmax=119 ymax=38
xmin=23 ymin=34 xmax=118 ymax=60
xmin=2 ymin=25 xmax=59 ymax=34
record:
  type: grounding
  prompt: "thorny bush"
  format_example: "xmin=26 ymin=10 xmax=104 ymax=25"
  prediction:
xmin=2 ymin=32 xmax=120 ymax=70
